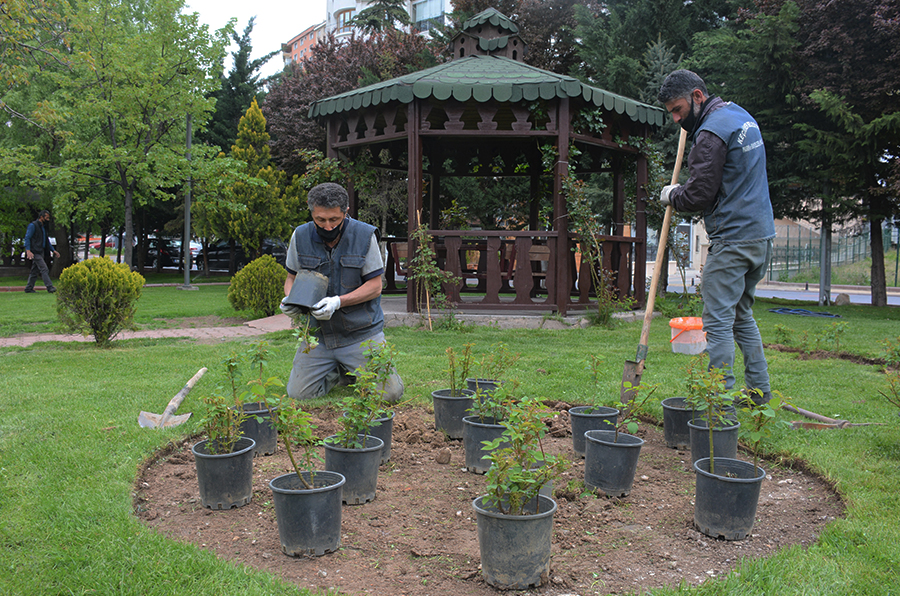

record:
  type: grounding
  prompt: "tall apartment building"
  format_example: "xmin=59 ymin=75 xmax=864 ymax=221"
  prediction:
xmin=282 ymin=21 xmax=327 ymax=69
xmin=283 ymin=0 xmax=451 ymax=68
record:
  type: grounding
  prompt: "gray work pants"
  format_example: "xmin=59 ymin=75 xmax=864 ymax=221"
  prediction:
xmin=701 ymin=238 xmax=773 ymax=394
xmin=286 ymin=331 xmax=404 ymax=402
xmin=25 ymin=253 xmax=55 ymax=291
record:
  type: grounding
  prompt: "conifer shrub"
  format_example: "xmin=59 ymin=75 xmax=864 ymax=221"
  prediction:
xmin=56 ymin=258 xmax=145 ymax=347
xmin=227 ymin=254 xmax=287 ymax=317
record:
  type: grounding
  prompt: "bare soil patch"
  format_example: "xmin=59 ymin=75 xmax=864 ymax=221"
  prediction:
xmin=134 ymin=404 xmax=843 ymax=596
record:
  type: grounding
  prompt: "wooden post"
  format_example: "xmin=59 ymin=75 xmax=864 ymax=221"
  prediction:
xmin=634 ymin=152 xmax=649 ymax=307
xmin=554 ymin=97 xmax=570 ymax=316
xmin=407 ymin=101 xmax=423 ymax=313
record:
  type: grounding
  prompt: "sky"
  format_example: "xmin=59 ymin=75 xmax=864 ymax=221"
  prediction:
xmin=184 ymin=0 xmax=327 ymax=79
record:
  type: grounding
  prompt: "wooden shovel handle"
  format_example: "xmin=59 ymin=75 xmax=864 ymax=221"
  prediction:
xmin=638 ymin=128 xmax=688 ymax=351
xmin=158 ymin=367 xmax=207 ymax=427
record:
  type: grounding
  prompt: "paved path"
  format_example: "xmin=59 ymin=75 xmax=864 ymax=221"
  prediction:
xmin=0 ymin=315 xmax=292 ymax=348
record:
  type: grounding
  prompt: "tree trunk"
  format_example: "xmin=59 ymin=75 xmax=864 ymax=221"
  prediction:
xmin=124 ymin=185 xmax=134 ymax=268
xmin=49 ymin=221 xmax=74 ymax=277
xmin=871 ymin=216 xmax=887 ymax=306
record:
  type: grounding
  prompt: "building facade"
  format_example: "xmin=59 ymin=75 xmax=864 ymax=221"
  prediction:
xmin=282 ymin=21 xmax=327 ymax=69
xmin=285 ymin=0 xmax=451 ymax=59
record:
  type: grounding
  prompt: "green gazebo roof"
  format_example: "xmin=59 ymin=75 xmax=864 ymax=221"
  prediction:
xmin=308 ymin=54 xmax=665 ymax=127
xmin=461 ymin=7 xmax=519 ymax=34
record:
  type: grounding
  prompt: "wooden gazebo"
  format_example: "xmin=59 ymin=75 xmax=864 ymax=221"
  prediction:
xmin=309 ymin=8 xmax=664 ymax=315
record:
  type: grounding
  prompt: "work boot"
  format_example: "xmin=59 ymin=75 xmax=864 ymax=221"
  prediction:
xmin=736 ymin=388 xmax=771 ymax=408
xmin=47 ymin=287 xmax=57 ymax=293
xmin=24 ymin=288 xmax=36 ymax=294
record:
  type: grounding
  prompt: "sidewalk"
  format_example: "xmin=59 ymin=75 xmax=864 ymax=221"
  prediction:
xmin=0 ymin=295 xmax=615 ymax=349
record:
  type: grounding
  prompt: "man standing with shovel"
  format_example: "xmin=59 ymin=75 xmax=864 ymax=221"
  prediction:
xmin=657 ymin=70 xmax=775 ymax=405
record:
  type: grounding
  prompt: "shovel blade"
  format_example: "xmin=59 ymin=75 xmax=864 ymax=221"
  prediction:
xmin=138 ymin=411 xmax=192 ymax=429
xmin=621 ymin=359 xmax=645 ymax=404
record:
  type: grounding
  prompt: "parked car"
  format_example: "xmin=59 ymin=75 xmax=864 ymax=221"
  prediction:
xmin=144 ymin=237 xmax=181 ymax=269
xmin=200 ymin=238 xmax=287 ymax=271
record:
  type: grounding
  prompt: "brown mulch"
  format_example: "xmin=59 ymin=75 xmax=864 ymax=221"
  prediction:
xmin=134 ymin=403 xmax=844 ymax=596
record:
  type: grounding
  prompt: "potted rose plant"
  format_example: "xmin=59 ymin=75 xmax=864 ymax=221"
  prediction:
xmin=266 ymin=395 xmax=345 ymax=557
xmin=432 ymin=343 xmax=477 ymax=439
xmin=191 ymin=351 xmax=257 ymax=509
xmin=583 ymin=381 xmax=658 ymax=497
xmin=324 ymin=340 xmax=397 ymax=504
xmin=473 ymin=395 xmax=570 ymax=589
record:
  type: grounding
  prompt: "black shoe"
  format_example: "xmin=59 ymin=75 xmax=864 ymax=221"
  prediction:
xmin=24 ymin=288 xmax=36 ymax=294
xmin=47 ymin=287 xmax=57 ymax=293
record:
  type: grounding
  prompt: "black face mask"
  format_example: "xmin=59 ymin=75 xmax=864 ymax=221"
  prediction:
xmin=315 ymin=217 xmax=345 ymax=243
xmin=679 ymin=97 xmax=711 ymax=135
xmin=679 ymin=100 xmax=700 ymax=134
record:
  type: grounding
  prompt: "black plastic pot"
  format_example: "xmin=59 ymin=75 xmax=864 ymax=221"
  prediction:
xmin=661 ymin=397 xmax=692 ymax=450
xmin=270 ymin=471 xmax=345 ymax=556
xmin=432 ymin=389 xmax=475 ymax=439
xmin=693 ymin=457 xmax=765 ymax=540
xmin=687 ymin=419 xmax=741 ymax=464
xmin=569 ymin=406 xmax=619 ymax=457
xmin=583 ymin=429 xmax=644 ymax=497
xmin=191 ymin=437 xmax=256 ymax=509
xmin=466 ymin=377 xmax=501 ymax=398
xmin=463 ymin=415 xmax=508 ymax=474
xmin=473 ymin=494 xmax=557 ymax=589
xmin=324 ymin=434 xmax=383 ymax=505
xmin=284 ymin=269 xmax=329 ymax=314
xmin=238 ymin=402 xmax=277 ymax=456
xmin=341 ymin=411 xmax=394 ymax=464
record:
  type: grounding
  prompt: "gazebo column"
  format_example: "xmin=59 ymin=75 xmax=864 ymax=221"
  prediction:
xmin=429 ymin=172 xmax=441 ymax=230
xmin=407 ymin=101 xmax=424 ymax=313
xmin=634 ymin=152 xmax=649 ymax=307
xmin=553 ymin=97 xmax=570 ymax=315
xmin=612 ymin=157 xmax=627 ymax=297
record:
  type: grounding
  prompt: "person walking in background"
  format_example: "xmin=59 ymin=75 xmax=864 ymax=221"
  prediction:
xmin=657 ymin=69 xmax=775 ymax=405
xmin=24 ymin=209 xmax=60 ymax=294
xmin=280 ymin=182 xmax=404 ymax=402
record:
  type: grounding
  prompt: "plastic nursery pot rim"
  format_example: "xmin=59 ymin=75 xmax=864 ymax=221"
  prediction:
xmin=269 ymin=471 xmax=346 ymax=494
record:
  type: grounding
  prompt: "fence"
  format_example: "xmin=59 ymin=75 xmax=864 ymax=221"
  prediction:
xmin=767 ymin=224 xmax=893 ymax=282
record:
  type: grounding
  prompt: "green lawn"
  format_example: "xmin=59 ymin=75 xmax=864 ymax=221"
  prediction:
xmin=1 ymin=291 xmax=899 ymax=595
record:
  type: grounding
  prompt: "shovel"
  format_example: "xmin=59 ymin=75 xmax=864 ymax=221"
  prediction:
xmin=622 ymin=128 xmax=688 ymax=403
xmin=138 ymin=367 xmax=207 ymax=429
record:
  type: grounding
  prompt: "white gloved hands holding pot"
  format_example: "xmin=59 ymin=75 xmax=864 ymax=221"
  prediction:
xmin=311 ymin=296 xmax=341 ymax=321
xmin=280 ymin=296 xmax=303 ymax=319
xmin=659 ymin=184 xmax=680 ymax=207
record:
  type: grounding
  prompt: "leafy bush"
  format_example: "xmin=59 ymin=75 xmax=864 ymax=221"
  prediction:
xmin=227 ymin=254 xmax=287 ymax=317
xmin=56 ymin=258 xmax=144 ymax=347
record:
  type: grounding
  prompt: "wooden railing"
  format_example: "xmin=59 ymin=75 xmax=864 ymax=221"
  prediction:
xmin=384 ymin=230 xmax=644 ymax=313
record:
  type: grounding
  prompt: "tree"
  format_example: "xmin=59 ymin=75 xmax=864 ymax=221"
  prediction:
xmin=263 ymin=31 xmax=442 ymax=176
xmin=0 ymin=0 xmax=73 ymax=132
xmin=792 ymin=0 xmax=900 ymax=305
xmin=0 ymin=0 xmax=234 ymax=268
xmin=202 ymin=17 xmax=278 ymax=152
xmin=225 ymin=98 xmax=302 ymax=267
xmin=352 ymin=0 xmax=411 ymax=34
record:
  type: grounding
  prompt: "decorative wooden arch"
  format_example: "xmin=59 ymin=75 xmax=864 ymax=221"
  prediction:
xmin=309 ymin=8 xmax=664 ymax=315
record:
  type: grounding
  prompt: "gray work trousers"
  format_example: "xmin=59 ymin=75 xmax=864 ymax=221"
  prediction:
xmin=286 ymin=331 xmax=404 ymax=402
xmin=25 ymin=253 xmax=55 ymax=291
xmin=701 ymin=238 xmax=773 ymax=394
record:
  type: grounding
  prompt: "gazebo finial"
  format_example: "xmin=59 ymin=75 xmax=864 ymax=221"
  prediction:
xmin=451 ymin=8 xmax=526 ymax=62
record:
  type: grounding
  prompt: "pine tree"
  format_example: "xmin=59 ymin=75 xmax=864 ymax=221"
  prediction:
xmin=227 ymin=99 xmax=302 ymax=260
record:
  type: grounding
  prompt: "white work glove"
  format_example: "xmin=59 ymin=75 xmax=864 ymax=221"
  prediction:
xmin=311 ymin=296 xmax=341 ymax=321
xmin=660 ymin=184 xmax=679 ymax=207
xmin=279 ymin=296 xmax=303 ymax=319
